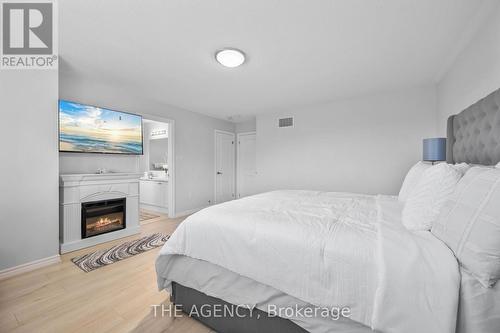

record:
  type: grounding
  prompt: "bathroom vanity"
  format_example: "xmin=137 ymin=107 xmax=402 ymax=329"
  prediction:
xmin=139 ymin=178 xmax=168 ymax=214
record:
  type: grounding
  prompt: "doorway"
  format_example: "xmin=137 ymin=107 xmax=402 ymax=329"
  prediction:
xmin=140 ymin=117 xmax=175 ymax=218
xmin=214 ymin=130 xmax=235 ymax=204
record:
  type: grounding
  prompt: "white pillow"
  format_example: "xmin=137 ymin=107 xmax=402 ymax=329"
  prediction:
xmin=496 ymin=162 xmax=500 ymax=169
xmin=398 ymin=162 xmax=432 ymax=202
xmin=432 ymin=167 xmax=500 ymax=287
xmin=402 ymin=163 xmax=462 ymax=231
xmin=451 ymin=162 xmax=470 ymax=176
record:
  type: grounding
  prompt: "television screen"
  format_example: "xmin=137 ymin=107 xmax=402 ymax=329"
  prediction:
xmin=59 ymin=100 xmax=143 ymax=155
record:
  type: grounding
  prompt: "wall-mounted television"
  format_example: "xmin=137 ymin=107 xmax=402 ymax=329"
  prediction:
xmin=59 ymin=100 xmax=143 ymax=155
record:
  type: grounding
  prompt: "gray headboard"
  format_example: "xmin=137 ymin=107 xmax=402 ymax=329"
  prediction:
xmin=447 ymin=88 xmax=500 ymax=165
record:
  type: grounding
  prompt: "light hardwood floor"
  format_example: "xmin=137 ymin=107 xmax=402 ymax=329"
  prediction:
xmin=0 ymin=213 xmax=215 ymax=333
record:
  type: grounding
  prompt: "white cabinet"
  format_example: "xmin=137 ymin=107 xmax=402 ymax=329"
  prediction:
xmin=140 ymin=180 xmax=168 ymax=213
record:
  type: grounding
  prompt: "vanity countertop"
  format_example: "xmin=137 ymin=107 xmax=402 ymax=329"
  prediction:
xmin=140 ymin=177 xmax=168 ymax=183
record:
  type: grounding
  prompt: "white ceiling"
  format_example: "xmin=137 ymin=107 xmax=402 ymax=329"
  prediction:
xmin=60 ymin=0 xmax=487 ymax=121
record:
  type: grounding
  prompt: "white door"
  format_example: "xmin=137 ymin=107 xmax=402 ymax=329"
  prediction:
xmin=215 ymin=131 xmax=235 ymax=203
xmin=237 ymin=132 xmax=257 ymax=198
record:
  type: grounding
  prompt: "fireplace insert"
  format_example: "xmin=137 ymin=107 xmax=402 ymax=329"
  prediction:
xmin=81 ymin=198 xmax=126 ymax=238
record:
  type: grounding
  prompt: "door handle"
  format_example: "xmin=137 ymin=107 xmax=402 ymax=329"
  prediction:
xmin=217 ymin=171 xmax=223 ymax=175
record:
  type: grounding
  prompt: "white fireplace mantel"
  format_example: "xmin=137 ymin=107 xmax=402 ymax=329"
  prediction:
xmin=59 ymin=173 xmax=142 ymax=253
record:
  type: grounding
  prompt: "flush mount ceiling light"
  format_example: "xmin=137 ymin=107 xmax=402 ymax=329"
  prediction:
xmin=215 ymin=48 xmax=246 ymax=68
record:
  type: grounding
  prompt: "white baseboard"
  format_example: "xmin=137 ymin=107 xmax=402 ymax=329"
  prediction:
xmin=175 ymin=206 xmax=208 ymax=218
xmin=0 ymin=255 xmax=61 ymax=281
xmin=140 ymin=203 xmax=168 ymax=214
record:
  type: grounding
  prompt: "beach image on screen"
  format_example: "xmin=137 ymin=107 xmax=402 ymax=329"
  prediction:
xmin=59 ymin=100 xmax=143 ymax=154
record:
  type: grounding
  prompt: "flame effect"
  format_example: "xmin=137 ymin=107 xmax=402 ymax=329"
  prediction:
xmin=94 ymin=217 xmax=121 ymax=229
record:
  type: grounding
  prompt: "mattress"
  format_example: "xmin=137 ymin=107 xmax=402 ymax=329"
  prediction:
xmin=156 ymin=190 xmax=460 ymax=333
xmin=162 ymin=254 xmax=373 ymax=333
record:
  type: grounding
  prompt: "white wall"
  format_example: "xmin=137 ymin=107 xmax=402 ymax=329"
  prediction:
xmin=59 ymin=153 xmax=140 ymax=174
xmin=255 ymin=85 xmax=437 ymax=195
xmin=59 ymin=76 xmax=234 ymax=214
xmin=437 ymin=3 xmax=500 ymax=135
xmin=0 ymin=71 xmax=59 ymax=271
xmin=235 ymin=118 xmax=256 ymax=133
xmin=139 ymin=121 xmax=152 ymax=173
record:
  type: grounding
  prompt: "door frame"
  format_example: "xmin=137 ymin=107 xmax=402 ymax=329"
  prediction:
xmin=236 ymin=131 xmax=256 ymax=198
xmin=214 ymin=130 xmax=236 ymax=204
xmin=141 ymin=113 xmax=176 ymax=218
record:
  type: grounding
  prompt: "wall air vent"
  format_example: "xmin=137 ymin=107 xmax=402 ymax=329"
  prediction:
xmin=278 ymin=117 xmax=294 ymax=128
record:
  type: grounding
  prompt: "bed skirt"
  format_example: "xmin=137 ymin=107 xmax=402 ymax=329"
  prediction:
xmin=171 ymin=281 xmax=308 ymax=333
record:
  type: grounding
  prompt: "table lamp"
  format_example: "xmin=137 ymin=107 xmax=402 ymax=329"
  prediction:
xmin=423 ymin=138 xmax=446 ymax=164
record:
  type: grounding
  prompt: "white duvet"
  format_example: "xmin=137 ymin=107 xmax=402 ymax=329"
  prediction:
xmin=157 ymin=190 xmax=460 ymax=333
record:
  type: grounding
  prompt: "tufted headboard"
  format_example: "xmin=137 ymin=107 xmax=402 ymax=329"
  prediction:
xmin=447 ymin=88 xmax=500 ymax=165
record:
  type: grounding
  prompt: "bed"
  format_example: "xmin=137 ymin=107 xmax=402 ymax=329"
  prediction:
xmin=156 ymin=88 xmax=500 ymax=333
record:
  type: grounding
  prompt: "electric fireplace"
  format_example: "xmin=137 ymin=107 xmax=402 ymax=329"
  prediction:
xmin=81 ymin=198 xmax=126 ymax=238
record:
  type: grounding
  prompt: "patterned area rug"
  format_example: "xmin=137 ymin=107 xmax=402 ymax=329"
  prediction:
xmin=71 ymin=233 xmax=170 ymax=272
xmin=140 ymin=211 xmax=160 ymax=222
